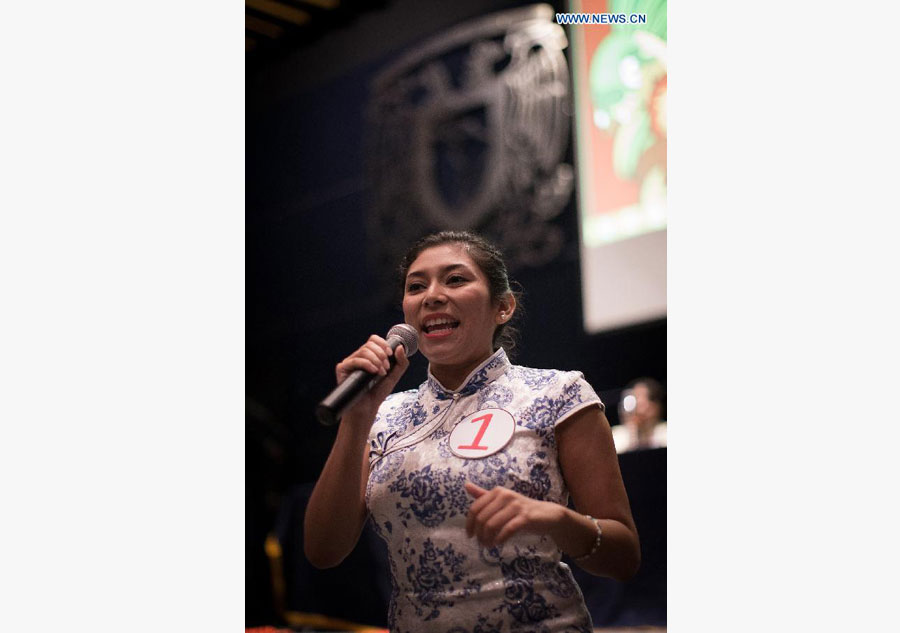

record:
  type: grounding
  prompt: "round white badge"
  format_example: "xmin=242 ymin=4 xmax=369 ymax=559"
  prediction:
xmin=448 ymin=408 xmax=516 ymax=459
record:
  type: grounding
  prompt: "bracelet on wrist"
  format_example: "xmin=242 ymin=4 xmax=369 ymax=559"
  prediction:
xmin=573 ymin=515 xmax=602 ymax=561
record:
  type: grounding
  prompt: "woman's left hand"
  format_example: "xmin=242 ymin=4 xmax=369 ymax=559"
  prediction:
xmin=464 ymin=482 xmax=563 ymax=548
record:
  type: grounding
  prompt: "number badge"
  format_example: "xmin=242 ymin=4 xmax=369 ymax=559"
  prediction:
xmin=448 ymin=408 xmax=516 ymax=459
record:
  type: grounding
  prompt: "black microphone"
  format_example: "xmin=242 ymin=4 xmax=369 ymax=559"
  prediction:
xmin=316 ymin=324 xmax=419 ymax=427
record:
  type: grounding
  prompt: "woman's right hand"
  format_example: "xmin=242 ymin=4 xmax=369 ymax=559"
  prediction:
xmin=334 ymin=334 xmax=410 ymax=420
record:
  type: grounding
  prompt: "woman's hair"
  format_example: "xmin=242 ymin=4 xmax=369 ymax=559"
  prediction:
xmin=398 ymin=231 xmax=524 ymax=354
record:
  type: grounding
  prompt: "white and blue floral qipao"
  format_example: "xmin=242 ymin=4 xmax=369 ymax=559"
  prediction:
xmin=366 ymin=348 xmax=605 ymax=633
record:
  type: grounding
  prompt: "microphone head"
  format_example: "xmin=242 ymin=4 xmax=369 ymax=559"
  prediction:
xmin=386 ymin=323 xmax=419 ymax=357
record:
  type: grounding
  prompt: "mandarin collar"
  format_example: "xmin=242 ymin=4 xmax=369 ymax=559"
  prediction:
xmin=426 ymin=348 xmax=510 ymax=400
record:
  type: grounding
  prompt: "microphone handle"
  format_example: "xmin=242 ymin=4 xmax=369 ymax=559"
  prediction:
xmin=316 ymin=340 xmax=401 ymax=427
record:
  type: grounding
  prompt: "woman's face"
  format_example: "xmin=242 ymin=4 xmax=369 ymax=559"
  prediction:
xmin=402 ymin=243 xmax=510 ymax=370
xmin=632 ymin=383 xmax=661 ymax=424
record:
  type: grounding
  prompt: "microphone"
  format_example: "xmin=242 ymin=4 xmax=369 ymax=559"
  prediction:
xmin=316 ymin=324 xmax=419 ymax=427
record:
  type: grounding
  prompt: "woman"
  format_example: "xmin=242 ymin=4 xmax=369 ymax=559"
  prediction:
xmin=613 ymin=377 xmax=667 ymax=453
xmin=304 ymin=232 xmax=640 ymax=632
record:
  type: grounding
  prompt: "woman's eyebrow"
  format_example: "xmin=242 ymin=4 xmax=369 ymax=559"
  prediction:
xmin=406 ymin=263 xmax=470 ymax=279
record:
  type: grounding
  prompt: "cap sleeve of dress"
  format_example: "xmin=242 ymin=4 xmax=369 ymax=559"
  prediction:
xmin=553 ymin=371 xmax=605 ymax=429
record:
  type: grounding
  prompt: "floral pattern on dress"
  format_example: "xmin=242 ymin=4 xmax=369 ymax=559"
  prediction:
xmin=462 ymin=450 xmax=519 ymax=490
xmin=495 ymin=546 xmax=591 ymax=632
xmin=378 ymin=390 xmax=421 ymax=433
xmin=436 ymin=431 xmax=456 ymax=459
xmin=389 ymin=464 xmax=470 ymax=528
xmin=518 ymin=400 xmax=560 ymax=450
xmin=545 ymin=564 xmax=580 ymax=600
xmin=368 ymin=450 xmax=406 ymax=486
xmin=477 ymin=381 xmax=515 ymax=409
xmin=514 ymin=366 xmax=560 ymax=391
xmin=400 ymin=537 xmax=480 ymax=621
xmin=401 ymin=397 xmax=428 ymax=428
xmin=510 ymin=452 xmax=552 ymax=500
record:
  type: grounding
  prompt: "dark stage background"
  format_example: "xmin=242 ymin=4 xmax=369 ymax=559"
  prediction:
xmin=247 ymin=0 xmax=666 ymax=627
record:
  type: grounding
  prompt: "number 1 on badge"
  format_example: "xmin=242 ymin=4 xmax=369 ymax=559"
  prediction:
xmin=457 ymin=413 xmax=493 ymax=450
xmin=449 ymin=409 xmax=514 ymax=459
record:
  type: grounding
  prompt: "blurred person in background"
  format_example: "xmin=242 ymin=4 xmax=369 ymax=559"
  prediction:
xmin=612 ymin=377 xmax=666 ymax=453
xmin=304 ymin=231 xmax=640 ymax=632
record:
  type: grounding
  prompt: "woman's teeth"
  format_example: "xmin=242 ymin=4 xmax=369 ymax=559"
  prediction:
xmin=423 ymin=318 xmax=460 ymax=333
